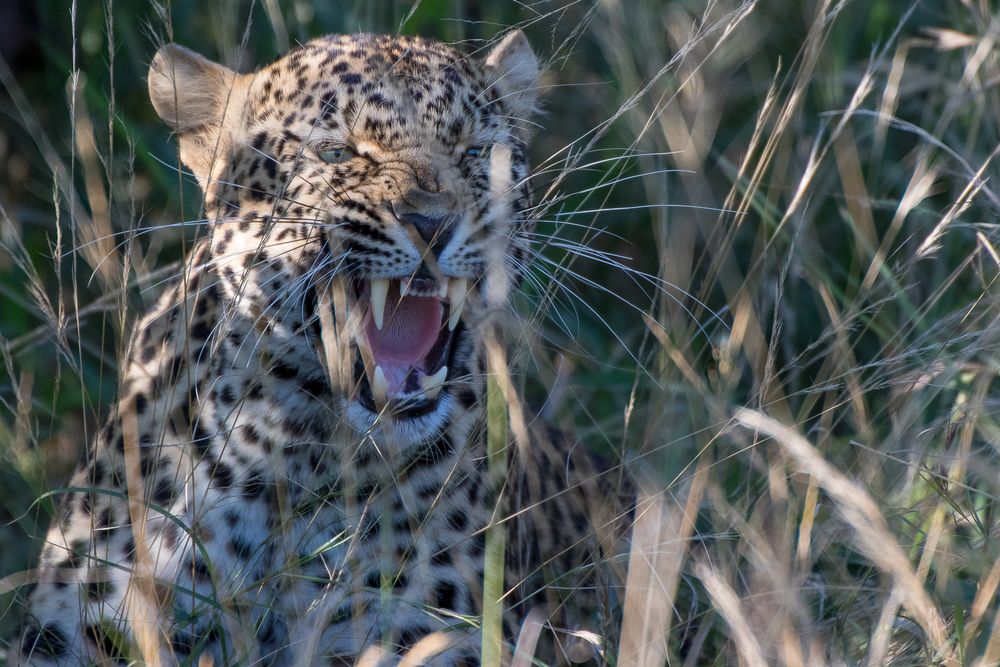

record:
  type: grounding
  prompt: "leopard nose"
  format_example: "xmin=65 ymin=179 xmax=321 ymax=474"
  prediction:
xmin=396 ymin=211 xmax=455 ymax=251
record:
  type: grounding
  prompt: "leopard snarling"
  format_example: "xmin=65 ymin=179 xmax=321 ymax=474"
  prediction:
xmin=12 ymin=31 xmax=627 ymax=666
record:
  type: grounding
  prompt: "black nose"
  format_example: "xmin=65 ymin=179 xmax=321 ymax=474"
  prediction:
xmin=398 ymin=211 xmax=454 ymax=251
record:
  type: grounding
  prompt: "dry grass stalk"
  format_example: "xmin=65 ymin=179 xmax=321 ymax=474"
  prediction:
xmin=973 ymin=615 xmax=1000 ymax=667
xmin=511 ymin=607 xmax=547 ymax=667
xmin=119 ymin=402 xmax=164 ymax=667
xmin=482 ymin=332 xmax=513 ymax=667
xmin=618 ymin=460 xmax=708 ymax=667
xmin=966 ymin=557 xmax=1000 ymax=656
xmin=398 ymin=632 xmax=453 ymax=666
xmin=693 ymin=560 xmax=768 ymax=667
xmin=71 ymin=85 xmax=120 ymax=292
xmin=734 ymin=408 xmax=957 ymax=665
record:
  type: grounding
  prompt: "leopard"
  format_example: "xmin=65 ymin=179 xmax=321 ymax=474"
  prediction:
xmin=11 ymin=30 xmax=628 ymax=666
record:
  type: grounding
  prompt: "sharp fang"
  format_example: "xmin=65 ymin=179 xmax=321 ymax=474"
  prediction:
xmin=420 ymin=366 xmax=448 ymax=399
xmin=372 ymin=365 xmax=388 ymax=404
xmin=447 ymin=278 xmax=468 ymax=331
xmin=370 ymin=279 xmax=389 ymax=330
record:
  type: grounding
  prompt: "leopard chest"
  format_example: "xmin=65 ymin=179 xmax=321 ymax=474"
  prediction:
xmin=261 ymin=430 xmax=492 ymax=659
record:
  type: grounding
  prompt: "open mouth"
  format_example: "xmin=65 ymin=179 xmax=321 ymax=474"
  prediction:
xmin=351 ymin=276 xmax=468 ymax=420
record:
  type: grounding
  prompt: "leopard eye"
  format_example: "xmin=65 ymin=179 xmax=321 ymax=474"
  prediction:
xmin=464 ymin=145 xmax=490 ymax=159
xmin=318 ymin=146 xmax=356 ymax=164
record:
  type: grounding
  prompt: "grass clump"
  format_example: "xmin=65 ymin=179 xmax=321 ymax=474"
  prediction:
xmin=1 ymin=0 xmax=999 ymax=664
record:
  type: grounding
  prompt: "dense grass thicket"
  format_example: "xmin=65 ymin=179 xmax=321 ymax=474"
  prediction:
xmin=2 ymin=0 xmax=999 ymax=664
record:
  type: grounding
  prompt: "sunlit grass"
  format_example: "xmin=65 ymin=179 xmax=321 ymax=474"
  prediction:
xmin=2 ymin=0 xmax=999 ymax=664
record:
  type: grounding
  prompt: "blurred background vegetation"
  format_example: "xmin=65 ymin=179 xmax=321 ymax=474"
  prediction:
xmin=2 ymin=0 xmax=999 ymax=664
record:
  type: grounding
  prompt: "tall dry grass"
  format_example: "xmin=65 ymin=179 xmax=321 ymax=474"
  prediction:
xmin=1 ymin=0 xmax=999 ymax=664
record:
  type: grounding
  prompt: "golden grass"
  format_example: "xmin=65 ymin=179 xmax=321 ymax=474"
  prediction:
xmin=2 ymin=0 xmax=1000 ymax=664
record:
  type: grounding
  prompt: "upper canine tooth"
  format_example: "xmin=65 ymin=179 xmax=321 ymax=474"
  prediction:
xmin=447 ymin=278 xmax=468 ymax=331
xmin=420 ymin=366 xmax=448 ymax=399
xmin=372 ymin=365 xmax=388 ymax=404
xmin=370 ymin=279 xmax=389 ymax=330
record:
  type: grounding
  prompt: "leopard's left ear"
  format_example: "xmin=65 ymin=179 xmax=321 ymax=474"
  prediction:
xmin=484 ymin=30 xmax=539 ymax=122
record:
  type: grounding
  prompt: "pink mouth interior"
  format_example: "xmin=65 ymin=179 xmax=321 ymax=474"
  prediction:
xmin=364 ymin=282 xmax=443 ymax=395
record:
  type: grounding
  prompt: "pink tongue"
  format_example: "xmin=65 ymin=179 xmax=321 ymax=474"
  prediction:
xmin=366 ymin=294 xmax=442 ymax=366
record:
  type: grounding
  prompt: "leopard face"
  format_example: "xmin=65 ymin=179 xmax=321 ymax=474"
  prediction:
xmin=149 ymin=32 xmax=539 ymax=448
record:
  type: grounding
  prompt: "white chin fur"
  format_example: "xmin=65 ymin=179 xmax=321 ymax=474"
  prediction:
xmin=345 ymin=392 xmax=455 ymax=448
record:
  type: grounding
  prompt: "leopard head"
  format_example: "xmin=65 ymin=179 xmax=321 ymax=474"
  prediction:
xmin=148 ymin=32 xmax=539 ymax=447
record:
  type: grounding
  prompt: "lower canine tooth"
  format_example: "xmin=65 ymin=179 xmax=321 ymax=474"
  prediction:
xmin=372 ymin=365 xmax=388 ymax=404
xmin=420 ymin=366 xmax=448 ymax=399
xmin=447 ymin=279 xmax=468 ymax=331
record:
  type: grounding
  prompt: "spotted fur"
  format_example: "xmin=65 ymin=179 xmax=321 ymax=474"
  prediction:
xmin=13 ymin=32 xmax=625 ymax=666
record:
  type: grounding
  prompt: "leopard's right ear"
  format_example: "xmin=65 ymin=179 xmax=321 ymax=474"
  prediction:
xmin=148 ymin=44 xmax=246 ymax=187
xmin=148 ymin=44 xmax=240 ymax=131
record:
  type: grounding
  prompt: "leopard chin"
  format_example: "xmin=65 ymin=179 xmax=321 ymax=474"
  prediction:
xmin=345 ymin=390 xmax=459 ymax=447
